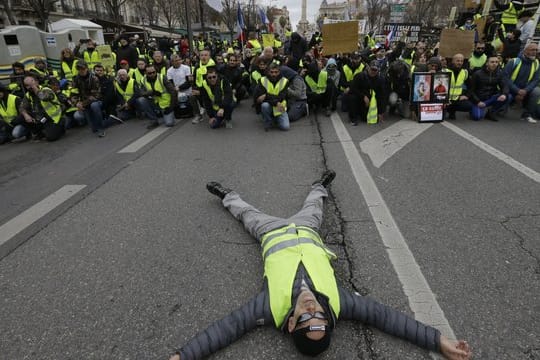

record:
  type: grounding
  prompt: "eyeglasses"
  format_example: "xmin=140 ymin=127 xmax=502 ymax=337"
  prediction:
xmin=295 ymin=311 xmax=327 ymax=327
xmin=206 ymin=75 xmax=217 ymax=79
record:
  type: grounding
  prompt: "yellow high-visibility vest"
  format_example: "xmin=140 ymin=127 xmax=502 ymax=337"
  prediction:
xmin=260 ymin=76 xmax=288 ymax=116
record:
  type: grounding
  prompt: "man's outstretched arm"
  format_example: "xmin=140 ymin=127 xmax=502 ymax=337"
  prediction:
xmin=169 ymin=290 xmax=272 ymax=360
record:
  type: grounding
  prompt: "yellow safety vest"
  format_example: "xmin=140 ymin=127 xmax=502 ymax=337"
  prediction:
xmin=114 ymin=78 xmax=136 ymax=102
xmin=305 ymin=71 xmax=328 ymax=94
xmin=142 ymin=74 xmax=171 ymax=110
xmin=61 ymin=60 xmax=79 ymax=81
xmin=449 ymin=68 xmax=468 ymax=101
xmin=201 ymin=79 xmax=224 ymax=110
xmin=367 ymin=90 xmax=377 ymax=124
xmin=469 ymin=53 xmax=487 ymax=69
xmin=25 ymin=87 xmax=62 ymax=124
xmin=261 ymin=223 xmax=340 ymax=328
xmin=83 ymin=50 xmax=101 ymax=69
xmin=342 ymin=64 xmax=364 ymax=82
xmin=61 ymin=89 xmax=78 ymax=113
xmin=251 ymin=70 xmax=263 ymax=84
xmin=501 ymin=3 xmax=518 ymax=26
xmin=402 ymin=50 xmax=415 ymax=66
xmin=195 ymin=59 xmax=217 ymax=87
xmin=0 ymin=94 xmax=19 ymax=125
xmin=133 ymin=69 xmax=145 ymax=85
xmin=274 ymin=39 xmax=282 ymax=48
xmin=260 ymin=76 xmax=288 ymax=116
xmin=511 ymin=58 xmax=539 ymax=82
xmin=249 ymin=39 xmax=262 ymax=53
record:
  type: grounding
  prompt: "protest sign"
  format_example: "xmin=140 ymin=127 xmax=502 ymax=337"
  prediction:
xmin=262 ymin=34 xmax=275 ymax=48
xmin=96 ymin=44 xmax=114 ymax=70
xmin=383 ymin=23 xmax=421 ymax=44
xmin=419 ymin=103 xmax=444 ymax=122
xmin=439 ymin=29 xmax=475 ymax=58
xmin=321 ymin=21 xmax=359 ymax=55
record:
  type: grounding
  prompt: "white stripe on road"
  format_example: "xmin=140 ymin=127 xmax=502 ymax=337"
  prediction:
xmin=442 ymin=122 xmax=540 ymax=184
xmin=0 ymin=185 xmax=86 ymax=248
xmin=330 ymin=113 xmax=457 ymax=341
xmin=118 ymin=127 xmax=171 ymax=153
xmin=360 ymin=120 xmax=433 ymax=168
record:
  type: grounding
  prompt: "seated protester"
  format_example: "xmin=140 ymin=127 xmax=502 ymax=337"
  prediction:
xmin=19 ymin=75 xmax=65 ymax=141
xmin=369 ymin=46 xmax=389 ymax=75
xmin=280 ymin=65 xmax=308 ymax=122
xmin=503 ymin=42 xmax=540 ymax=123
xmin=325 ymin=58 xmax=340 ymax=113
xmin=349 ymin=61 xmax=387 ymax=125
xmin=28 ymin=58 xmax=51 ymax=85
xmin=151 ymin=51 xmax=169 ymax=77
xmin=220 ymin=54 xmax=248 ymax=103
xmin=242 ymin=48 xmax=255 ymax=73
xmin=113 ymin=69 xmax=139 ymax=121
xmin=59 ymin=48 xmax=79 ymax=82
xmin=304 ymin=60 xmax=332 ymax=116
xmin=8 ymin=62 xmax=26 ymax=98
xmin=200 ymin=67 xmax=234 ymax=129
xmin=469 ymin=55 xmax=509 ymax=121
xmin=133 ymin=58 xmax=147 ymax=86
xmin=71 ymin=61 xmax=107 ymax=137
xmin=136 ymin=63 xmax=177 ymax=129
xmin=118 ymin=59 xmax=135 ymax=79
xmin=387 ymin=59 xmax=411 ymax=119
xmin=339 ymin=53 xmax=365 ymax=113
xmin=0 ymin=84 xmax=26 ymax=144
xmin=74 ymin=39 xmax=102 ymax=70
xmin=446 ymin=54 xmax=473 ymax=120
xmin=250 ymin=57 xmax=268 ymax=94
xmin=93 ymin=64 xmax=118 ymax=121
xmin=167 ymin=54 xmax=199 ymax=119
xmin=499 ymin=28 xmax=522 ymax=64
xmin=260 ymin=46 xmax=280 ymax=66
xmin=192 ymin=49 xmax=217 ymax=121
xmin=53 ymin=79 xmax=80 ymax=129
xmin=254 ymin=63 xmax=290 ymax=131
xmin=467 ymin=42 xmax=488 ymax=74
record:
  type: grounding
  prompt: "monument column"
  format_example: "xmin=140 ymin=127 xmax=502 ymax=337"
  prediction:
xmin=297 ymin=0 xmax=309 ymax=34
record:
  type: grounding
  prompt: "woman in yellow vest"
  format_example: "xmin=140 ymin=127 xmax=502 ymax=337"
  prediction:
xmin=59 ymin=48 xmax=79 ymax=82
xmin=0 ymin=84 xmax=27 ymax=143
xmin=169 ymin=170 xmax=473 ymax=360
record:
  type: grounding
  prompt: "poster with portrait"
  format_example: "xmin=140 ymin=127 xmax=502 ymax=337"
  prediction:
xmin=433 ymin=72 xmax=451 ymax=102
xmin=411 ymin=73 xmax=432 ymax=103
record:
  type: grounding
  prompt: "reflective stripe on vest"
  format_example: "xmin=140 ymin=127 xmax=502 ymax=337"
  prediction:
xmin=195 ymin=59 xmax=217 ymax=87
xmin=305 ymin=71 xmax=328 ymax=94
xmin=260 ymin=77 xmax=288 ymax=116
xmin=343 ymin=64 xmax=364 ymax=82
xmin=84 ymin=50 xmax=101 ymax=68
xmin=449 ymin=69 xmax=468 ymax=101
xmin=202 ymin=79 xmax=224 ymax=110
xmin=25 ymin=87 xmax=62 ymax=124
xmin=511 ymin=58 xmax=539 ymax=82
xmin=402 ymin=50 xmax=415 ymax=66
xmin=367 ymin=90 xmax=377 ymax=124
xmin=133 ymin=69 xmax=145 ymax=85
xmin=61 ymin=60 xmax=78 ymax=81
xmin=0 ymin=94 xmax=19 ymax=125
xmin=469 ymin=53 xmax=487 ymax=68
xmin=143 ymin=74 xmax=171 ymax=109
xmin=261 ymin=223 xmax=340 ymax=328
xmin=501 ymin=3 xmax=518 ymax=25
xmin=114 ymin=78 xmax=136 ymax=102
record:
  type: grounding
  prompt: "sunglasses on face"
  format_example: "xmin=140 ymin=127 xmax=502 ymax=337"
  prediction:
xmin=295 ymin=311 xmax=327 ymax=327
xmin=207 ymin=75 xmax=217 ymax=79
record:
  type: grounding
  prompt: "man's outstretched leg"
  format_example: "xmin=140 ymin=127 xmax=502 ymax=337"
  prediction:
xmin=288 ymin=170 xmax=336 ymax=230
xmin=206 ymin=182 xmax=288 ymax=240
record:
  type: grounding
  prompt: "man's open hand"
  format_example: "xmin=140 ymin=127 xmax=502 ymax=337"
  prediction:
xmin=440 ymin=335 xmax=472 ymax=360
xmin=169 ymin=354 xmax=180 ymax=360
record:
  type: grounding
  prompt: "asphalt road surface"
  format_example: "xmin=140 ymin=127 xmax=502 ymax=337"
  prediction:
xmin=1 ymin=102 xmax=538 ymax=360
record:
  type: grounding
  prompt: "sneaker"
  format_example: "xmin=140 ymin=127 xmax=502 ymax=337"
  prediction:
xmin=97 ymin=130 xmax=106 ymax=137
xmin=206 ymin=181 xmax=232 ymax=199
xmin=225 ymin=120 xmax=233 ymax=129
xmin=109 ymin=114 xmax=124 ymax=124
xmin=312 ymin=169 xmax=336 ymax=188
xmin=192 ymin=115 xmax=202 ymax=124
xmin=485 ymin=111 xmax=498 ymax=122
xmin=350 ymin=120 xmax=358 ymax=126
xmin=526 ymin=117 xmax=537 ymax=123
xmin=146 ymin=121 xmax=159 ymax=129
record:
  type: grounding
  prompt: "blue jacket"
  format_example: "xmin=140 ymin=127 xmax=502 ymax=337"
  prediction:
xmin=503 ymin=55 xmax=540 ymax=94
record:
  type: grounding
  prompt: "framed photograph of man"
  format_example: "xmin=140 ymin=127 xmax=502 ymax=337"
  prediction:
xmin=433 ymin=72 xmax=451 ymax=102
xmin=411 ymin=73 xmax=432 ymax=103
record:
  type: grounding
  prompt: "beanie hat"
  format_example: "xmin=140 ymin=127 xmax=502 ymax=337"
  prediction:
xmin=291 ymin=324 xmax=332 ymax=357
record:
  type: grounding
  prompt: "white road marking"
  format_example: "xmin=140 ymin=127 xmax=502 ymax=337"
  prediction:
xmin=330 ymin=113 xmax=457 ymax=341
xmin=442 ymin=122 xmax=540 ymax=183
xmin=0 ymin=185 xmax=86 ymax=248
xmin=118 ymin=127 xmax=171 ymax=153
xmin=360 ymin=120 xmax=433 ymax=168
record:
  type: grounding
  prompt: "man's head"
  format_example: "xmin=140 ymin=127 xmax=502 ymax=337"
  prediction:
xmin=427 ymin=57 xmax=441 ymax=72
xmin=267 ymin=63 xmax=281 ymax=81
xmin=171 ymin=54 xmax=182 ymax=68
xmin=117 ymin=69 xmax=129 ymax=82
xmin=93 ymin=64 xmax=105 ymax=77
xmin=451 ymin=54 xmax=465 ymax=69
xmin=416 ymin=41 xmax=426 ymax=54
xmin=485 ymin=56 xmax=499 ymax=72
xmin=368 ymin=60 xmax=380 ymax=77
xmin=523 ymin=42 xmax=538 ymax=61
xmin=287 ymin=289 xmax=332 ymax=356
xmin=474 ymin=42 xmax=485 ymax=55
xmin=199 ymin=49 xmax=211 ymax=65
xmin=76 ymin=60 xmax=89 ymax=76
xmin=137 ymin=59 xmax=147 ymax=70
xmin=205 ymin=67 xmax=218 ymax=85
xmin=145 ymin=64 xmax=157 ymax=80
xmin=119 ymin=59 xmax=129 ymax=69
xmin=119 ymin=35 xmax=129 ymax=47
xmin=12 ymin=62 xmax=25 ymax=75
xmin=34 ymin=58 xmax=46 ymax=70
xmin=61 ymin=48 xmax=74 ymax=60
xmin=87 ymin=39 xmax=96 ymax=50
xmin=153 ymin=51 xmax=163 ymax=63
xmin=262 ymin=46 xmax=274 ymax=60
xmin=23 ymin=75 xmax=40 ymax=94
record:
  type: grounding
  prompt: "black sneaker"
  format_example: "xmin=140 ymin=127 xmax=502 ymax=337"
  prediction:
xmin=313 ymin=170 xmax=336 ymax=188
xmin=206 ymin=182 xmax=232 ymax=199
xmin=146 ymin=122 xmax=159 ymax=130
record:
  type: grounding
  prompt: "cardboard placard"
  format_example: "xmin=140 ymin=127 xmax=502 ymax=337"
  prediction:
xmin=321 ymin=21 xmax=359 ymax=55
xmin=475 ymin=17 xmax=486 ymax=38
xmin=96 ymin=44 xmax=114 ymax=70
xmin=262 ymin=34 xmax=275 ymax=48
xmin=439 ymin=29 xmax=475 ymax=58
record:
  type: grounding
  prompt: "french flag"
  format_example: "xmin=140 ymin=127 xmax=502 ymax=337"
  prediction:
xmin=236 ymin=3 xmax=246 ymax=41
xmin=259 ymin=6 xmax=273 ymax=32
xmin=385 ymin=27 xmax=395 ymax=48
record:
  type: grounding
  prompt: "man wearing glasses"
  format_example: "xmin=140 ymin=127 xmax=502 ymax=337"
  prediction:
xmin=349 ymin=60 xmax=387 ymax=125
xmin=136 ymin=64 xmax=177 ymax=129
xmin=169 ymin=171 xmax=472 ymax=360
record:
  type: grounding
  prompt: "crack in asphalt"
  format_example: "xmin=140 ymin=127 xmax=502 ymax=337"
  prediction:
xmin=499 ymin=214 xmax=540 ymax=275
xmin=313 ymin=114 xmax=377 ymax=359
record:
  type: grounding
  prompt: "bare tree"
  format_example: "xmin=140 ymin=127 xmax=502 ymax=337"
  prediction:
xmin=2 ymin=0 xmax=18 ymax=25
xmin=220 ymin=0 xmax=240 ymax=38
xmin=133 ymin=0 xmax=159 ymax=25
xmin=100 ymin=0 xmax=128 ymax=26
xmin=405 ymin=0 xmax=437 ymax=26
xmin=365 ymin=0 xmax=389 ymax=32
xmin=23 ymin=0 xmax=58 ymax=30
xmin=156 ymin=0 xmax=181 ymax=32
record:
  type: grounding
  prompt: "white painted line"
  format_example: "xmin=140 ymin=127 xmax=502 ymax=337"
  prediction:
xmin=330 ymin=113 xmax=457 ymax=341
xmin=442 ymin=122 xmax=540 ymax=184
xmin=0 ymin=185 xmax=86 ymax=247
xmin=360 ymin=120 xmax=433 ymax=168
xmin=118 ymin=127 xmax=170 ymax=153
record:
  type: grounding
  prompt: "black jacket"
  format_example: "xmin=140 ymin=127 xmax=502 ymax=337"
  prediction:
xmin=115 ymin=44 xmax=139 ymax=69
xmin=470 ymin=66 xmax=508 ymax=104
xmin=200 ymin=77 xmax=233 ymax=113
xmin=350 ymin=71 xmax=388 ymax=112
xmin=175 ymin=263 xmax=441 ymax=359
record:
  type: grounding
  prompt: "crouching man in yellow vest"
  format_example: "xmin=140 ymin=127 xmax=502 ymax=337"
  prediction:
xmin=254 ymin=63 xmax=290 ymax=131
xmin=19 ymin=75 xmax=65 ymax=141
xmin=136 ymin=64 xmax=177 ymax=129
xmin=0 ymin=83 xmax=26 ymax=144
xmin=169 ymin=170 xmax=473 ymax=360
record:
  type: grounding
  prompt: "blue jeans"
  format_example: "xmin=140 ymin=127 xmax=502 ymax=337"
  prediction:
xmin=470 ymin=95 xmax=508 ymax=120
xmin=287 ymin=100 xmax=308 ymax=122
xmin=261 ymin=102 xmax=290 ymax=130
xmin=508 ymin=87 xmax=540 ymax=117
xmin=82 ymin=101 xmax=104 ymax=132
xmin=136 ymin=97 xmax=175 ymax=126
xmin=207 ymin=103 xmax=234 ymax=129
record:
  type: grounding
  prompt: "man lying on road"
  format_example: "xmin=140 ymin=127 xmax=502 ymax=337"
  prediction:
xmin=169 ymin=170 xmax=472 ymax=360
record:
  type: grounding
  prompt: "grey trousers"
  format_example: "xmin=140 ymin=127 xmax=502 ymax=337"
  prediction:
xmin=222 ymin=184 xmax=328 ymax=241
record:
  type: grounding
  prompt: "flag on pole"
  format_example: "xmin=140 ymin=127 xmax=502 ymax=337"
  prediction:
xmin=236 ymin=3 xmax=246 ymax=41
xmin=259 ymin=6 xmax=273 ymax=32
xmin=385 ymin=27 xmax=395 ymax=48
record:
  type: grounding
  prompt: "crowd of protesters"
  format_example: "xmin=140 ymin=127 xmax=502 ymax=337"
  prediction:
xmin=1 ymin=2 xmax=539 ymax=144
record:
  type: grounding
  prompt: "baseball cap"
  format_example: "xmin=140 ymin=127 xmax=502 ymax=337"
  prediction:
xmin=120 ymin=59 xmax=129 ymax=65
xmin=291 ymin=324 xmax=332 ymax=357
